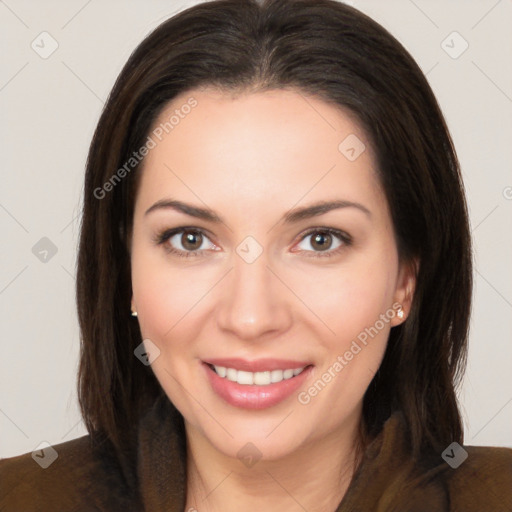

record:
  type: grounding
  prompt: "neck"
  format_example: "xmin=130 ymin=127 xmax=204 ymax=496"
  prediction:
xmin=184 ymin=414 xmax=364 ymax=512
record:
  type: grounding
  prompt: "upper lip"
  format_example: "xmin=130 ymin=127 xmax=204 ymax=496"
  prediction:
xmin=203 ymin=358 xmax=312 ymax=372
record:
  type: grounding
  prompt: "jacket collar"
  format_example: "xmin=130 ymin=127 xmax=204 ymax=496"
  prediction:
xmin=135 ymin=394 xmax=446 ymax=511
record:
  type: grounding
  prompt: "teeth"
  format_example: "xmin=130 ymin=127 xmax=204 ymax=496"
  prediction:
xmin=254 ymin=371 xmax=270 ymax=385
xmin=283 ymin=369 xmax=294 ymax=379
xmin=270 ymin=369 xmax=283 ymax=383
xmin=237 ymin=370 xmax=254 ymax=385
xmin=212 ymin=365 xmax=306 ymax=385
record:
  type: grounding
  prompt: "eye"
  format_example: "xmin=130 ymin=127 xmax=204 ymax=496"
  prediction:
xmin=153 ymin=226 xmax=352 ymax=259
xmin=294 ymin=228 xmax=352 ymax=258
xmin=153 ymin=227 xmax=218 ymax=258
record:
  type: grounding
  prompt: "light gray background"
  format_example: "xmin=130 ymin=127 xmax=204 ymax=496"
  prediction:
xmin=1 ymin=0 xmax=511 ymax=458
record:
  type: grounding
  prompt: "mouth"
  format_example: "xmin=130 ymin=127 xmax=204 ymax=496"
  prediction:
xmin=205 ymin=363 xmax=309 ymax=385
xmin=202 ymin=358 xmax=314 ymax=409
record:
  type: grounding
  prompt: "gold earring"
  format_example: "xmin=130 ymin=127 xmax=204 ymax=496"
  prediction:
xmin=397 ymin=308 xmax=404 ymax=319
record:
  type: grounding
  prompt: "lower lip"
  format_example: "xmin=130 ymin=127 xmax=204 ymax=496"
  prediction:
xmin=203 ymin=363 xmax=313 ymax=410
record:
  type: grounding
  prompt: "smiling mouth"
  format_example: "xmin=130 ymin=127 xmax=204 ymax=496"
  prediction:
xmin=202 ymin=360 xmax=314 ymax=409
xmin=206 ymin=363 xmax=312 ymax=386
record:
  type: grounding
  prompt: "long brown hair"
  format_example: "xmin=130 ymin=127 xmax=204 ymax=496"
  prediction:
xmin=76 ymin=0 xmax=471 ymax=465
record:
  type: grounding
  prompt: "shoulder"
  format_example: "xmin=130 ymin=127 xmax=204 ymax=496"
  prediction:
xmin=442 ymin=444 xmax=512 ymax=511
xmin=366 ymin=412 xmax=512 ymax=511
xmin=379 ymin=443 xmax=512 ymax=512
xmin=0 ymin=434 xmax=140 ymax=511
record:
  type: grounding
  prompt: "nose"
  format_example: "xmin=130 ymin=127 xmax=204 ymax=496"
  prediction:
xmin=216 ymin=250 xmax=293 ymax=341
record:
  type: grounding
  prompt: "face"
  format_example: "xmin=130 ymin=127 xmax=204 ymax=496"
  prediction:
xmin=130 ymin=88 xmax=414 ymax=462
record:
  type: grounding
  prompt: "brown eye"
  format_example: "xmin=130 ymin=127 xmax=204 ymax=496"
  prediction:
xmin=180 ymin=230 xmax=204 ymax=251
xmin=154 ymin=227 xmax=217 ymax=258
xmin=294 ymin=228 xmax=352 ymax=258
xmin=310 ymin=232 xmax=334 ymax=251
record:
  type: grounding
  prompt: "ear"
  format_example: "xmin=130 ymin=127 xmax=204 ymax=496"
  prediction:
xmin=390 ymin=257 xmax=418 ymax=327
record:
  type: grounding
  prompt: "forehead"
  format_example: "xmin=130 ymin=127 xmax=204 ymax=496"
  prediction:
xmin=134 ymin=88 xmax=385 ymax=223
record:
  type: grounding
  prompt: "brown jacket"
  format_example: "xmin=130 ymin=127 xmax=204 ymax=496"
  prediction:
xmin=1 ymin=394 xmax=512 ymax=511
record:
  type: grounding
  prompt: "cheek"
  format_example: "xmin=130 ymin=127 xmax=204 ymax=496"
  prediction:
xmin=296 ymin=273 xmax=394 ymax=427
xmin=293 ymin=252 xmax=397 ymax=410
xmin=296 ymin=256 xmax=397 ymax=344
xmin=131 ymin=247 xmax=214 ymax=350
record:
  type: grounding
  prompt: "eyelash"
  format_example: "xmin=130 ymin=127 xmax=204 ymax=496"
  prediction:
xmin=152 ymin=226 xmax=352 ymax=260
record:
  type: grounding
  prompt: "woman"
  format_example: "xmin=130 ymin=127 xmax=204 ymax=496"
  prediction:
xmin=1 ymin=0 xmax=511 ymax=510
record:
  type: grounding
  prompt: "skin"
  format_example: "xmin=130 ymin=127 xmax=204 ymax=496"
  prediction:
xmin=130 ymin=88 xmax=416 ymax=512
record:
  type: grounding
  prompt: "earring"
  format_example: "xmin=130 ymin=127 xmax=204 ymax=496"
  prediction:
xmin=131 ymin=310 xmax=138 ymax=317
xmin=397 ymin=308 xmax=404 ymax=319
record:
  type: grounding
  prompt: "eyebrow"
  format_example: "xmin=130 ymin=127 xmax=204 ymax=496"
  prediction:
xmin=144 ymin=198 xmax=371 ymax=224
